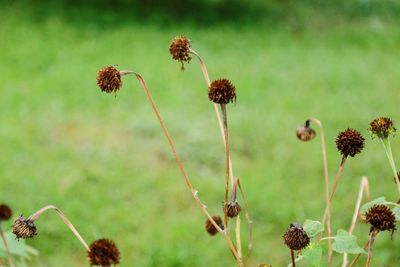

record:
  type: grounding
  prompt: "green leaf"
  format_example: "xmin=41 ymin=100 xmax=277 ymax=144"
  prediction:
xmin=332 ymin=229 xmax=367 ymax=255
xmin=303 ymin=220 xmax=324 ymax=238
xmin=360 ymin=197 xmax=387 ymax=214
xmin=0 ymin=231 xmax=39 ymax=260
xmin=302 ymin=243 xmax=322 ymax=267
xmin=393 ymin=206 xmax=400 ymax=221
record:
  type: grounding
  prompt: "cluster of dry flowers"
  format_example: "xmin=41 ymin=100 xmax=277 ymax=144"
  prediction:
xmin=0 ymin=36 xmax=398 ymax=267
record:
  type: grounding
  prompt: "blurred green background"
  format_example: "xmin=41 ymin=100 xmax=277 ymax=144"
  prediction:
xmin=1 ymin=0 xmax=399 ymax=266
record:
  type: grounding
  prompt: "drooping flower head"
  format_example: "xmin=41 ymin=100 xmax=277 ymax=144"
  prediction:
xmin=283 ymin=223 xmax=310 ymax=251
xmin=97 ymin=66 xmax=122 ymax=93
xmin=296 ymin=120 xmax=316 ymax=142
xmin=208 ymin=79 xmax=236 ymax=104
xmin=169 ymin=36 xmax=192 ymax=70
xmin=335 ymin=128 xmax=365 ymax=157
xmin=368 ymin=117 xmax=396 ymax=139
xmin=205 ymin=215 xmax=224 ymax=236
xmin=88 ymin=238 xmax=121 ymax=266
xmin=12 ymin=215 xmax=37 ymax=240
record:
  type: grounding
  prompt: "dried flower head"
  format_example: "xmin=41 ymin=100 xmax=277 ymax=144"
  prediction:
xmin=283 ymin=223 xmax=310 ymax=251
xmin=335 ymin=128 xmax=365 ymax=157
xmin=208 ymin=79 xmax=236 ymax=104
xmin=97 ymin=66 xmax=122 ymax=93
xmin=223 ymin=201 xmax=242 ymax=218
xmin=169 ymin=36 xmax=192 ymax=70
xmin=12 ymin=215 xmax=37 ymax=240
xmin=0 ymin=204 xmax=12 ymax=221
xmin=296 ymin=124 xmax=316 ymax=142
xmin=368 ymin=117 xmax=396 ymax=139
xmin=88 ymin=238 xmax=120 ymax=266
xmin=205 ymin=215 xmax=224 ymax=236
xmin=366 ymin=204 xmax=397 ymax=233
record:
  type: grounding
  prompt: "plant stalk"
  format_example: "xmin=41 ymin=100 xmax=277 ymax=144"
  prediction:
xmin=28 ymin=205 xmax=89 ymax=251
xmin=365 ymin=230 xmax=378 ymax=267
xmin=221 ymin=104 xmax=230 ymax=228
xmin=309 ymin=118 xmax=332 ymax=266
xmin=126 ymin=72 xmax=241 ymax=264
xmin=0 ymin=224 xmax=16 ymax=267
xmin=380 ymin=138 xmax=400 ymax=196
xmin=341 ymin=176 xmax=370 ymax=267
xmin=291 ymin=250 xmax=296 ymax=267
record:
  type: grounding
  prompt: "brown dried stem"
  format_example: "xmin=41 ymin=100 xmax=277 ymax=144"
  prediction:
xmin=221 ymin=104 xmax=230 ymax=228
xmin=291 ymin=250 xmax=296 ymax=267
xmin=341 ymin=176 xmax=370 ymax=267
xmin=0 ymin=224 xmax=16 ymax=267
xmin=124 ymin=71 xmax=242 ymax=265
xmin=365 ymin=230 xmax=378 ymax=267
xmin=309 ymin=118 xmax=332 ymax=266
xmin=28 ymin=205 xmax=89 ymax=251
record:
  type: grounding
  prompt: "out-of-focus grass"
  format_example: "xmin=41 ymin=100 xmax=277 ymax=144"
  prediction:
xmin=1 ymin=2 xmax=400 ymax=266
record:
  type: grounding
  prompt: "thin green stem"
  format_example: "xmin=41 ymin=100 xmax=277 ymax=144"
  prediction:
xmin=380 ymin=138 xmax=400 ymax=196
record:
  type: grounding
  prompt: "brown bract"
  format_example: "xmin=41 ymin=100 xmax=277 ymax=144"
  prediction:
xmin=335 ymin=128 xmax=365 ymax=157
xmin=169 ymin=36 xmax=192 ymax=70
xmin=296 ymin=125 xmax=316 ymax=142
xmin=97 ymin=66 xmax=122 ymax=93
xmin=88 ymin=238 xmax=120 ymax=266
xmin=223 ymin=201 xmax=241 ymax=218
xmin=0 ymin=204 xmax=12 ymax=221
xmin=208 ymin=79 xmax=236 ymax=104
xmin=12 ymin=215 xmax=37 ymax=240
xmin=205 ymin=215 xmax=224 ymax=236
xmin=368 ymin=117 xmax=396 ymax=139
xmin=366 ymin=204 xmax=397 ymax=233
xmin=283 ymin=223 xmax=310 ymax=251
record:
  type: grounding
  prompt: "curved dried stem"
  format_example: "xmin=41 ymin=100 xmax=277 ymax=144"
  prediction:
xmin=0 ymin=224 xmax=16 ymax=267
xmin=341 ymin=176 xmax=370 ymax=267
xmin=309 ymin=117 xmax=332 ymax=266
xmin=237 ymin=178 xmax=253 ymax=259
xmin=124 ymin=72 xmax=241 ymax=264
xmin=28 ymin=205 xmax=89 ymax=251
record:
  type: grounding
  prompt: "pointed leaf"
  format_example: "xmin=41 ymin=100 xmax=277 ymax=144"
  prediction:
xmin=303 ymin=220 xmax=324 ymax=238
xmin=332 ymin=229 xmax=367 ymax=254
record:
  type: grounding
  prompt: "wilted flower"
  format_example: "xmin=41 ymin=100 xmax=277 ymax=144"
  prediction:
xmin=223 ymin=201 xmax=241 ymax=218
xmin=296 ymin=122 xmax=316 ymax=142
xmin=335 ymin=128 xmax=365 ymax=157
xmin=12 ymin=215 xmax=37 ymax=240
xmin=208 ymin=79 xmax=236 ymax=104
xmin=283 ymin=223 xmax=310 ymax=251
xmin=205 ymin=215 xmax=224 ymax=236
xmin=97 ymin=66 xmax=122 ymax=93
xmin=368 ymin=117 xmax=396 ymax=139
xmin=88 ymin=238 xmax=120 ymax=266
xmin=0 ymin=204 xmax=12 ymax=221
xmin=169 ymin=36 xmax=192 ymax=70
xmin=365 ymin=204 xmax=396 ymax=233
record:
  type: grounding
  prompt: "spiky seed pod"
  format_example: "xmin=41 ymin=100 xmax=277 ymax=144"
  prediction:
xmin=296 ymin=125 xmax=316 ymax=141
xmin=12 ymin=215 xmax=37 ymax=240
xmin=368 ymin=117 xmax=396 ymax=139
xmin=335 ymin=128 xmax=365 ymax=157
xmin=169 ymin=36 xmax=192 ymax=70
xmin=0 ymin=204 xmax=12 ymax=221
xmin=97 ymin=66 xmax=122 ymax=93
xmin=365 ymin=204 xmax=397 ymax=233
xmin=283 ymin=223 xmax=310 ymax=251
xmin=205 ymin=215 xmax=224 ymax=236
xmin=208 ymin=79 xmax=237 ymax=104
xmin=88 ymin=238 xmax=120 ymax=266
xmin=223 ymin=201 xmax=242 ymax=218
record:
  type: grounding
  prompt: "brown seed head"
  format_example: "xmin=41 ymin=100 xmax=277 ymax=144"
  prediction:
xmin=12 ymin=215 xmax=37 ymax=240
xmin=208 ymin=79 xmax=237 ymax=104
xmin=366 ymin=204 xmax=397 ymax=233
xmin=296 ymin=125 xmax=316 ymax=142
xmin=169 ymin=36 xmax=192 ymax=70
xmin=0 ymin=204 xmax=12 ymax=221
xmin=368 ymin=117 xmax=396 ymax=139
xmin=88 ymin=238 xmax=120 ymax=266
xmin=335 ymin=128 xmax=365 ymax=157
xmin=205 ymin=215 xmax=224 ymax=236
xmin=283 ymin=223 xmax=310 ymax=251
xmin=97 ymin=66 xmax=122 ymax=93
xmin=223 ymin=201 xmax=242 ymax=218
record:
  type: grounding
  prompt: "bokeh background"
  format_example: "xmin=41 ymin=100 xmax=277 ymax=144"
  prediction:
xmin=1 ymin=0 xmax=400 ymax=266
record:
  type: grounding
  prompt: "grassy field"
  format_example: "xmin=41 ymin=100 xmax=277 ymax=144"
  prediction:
xmin=1 ymin=1 xmax=400 ymax=266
